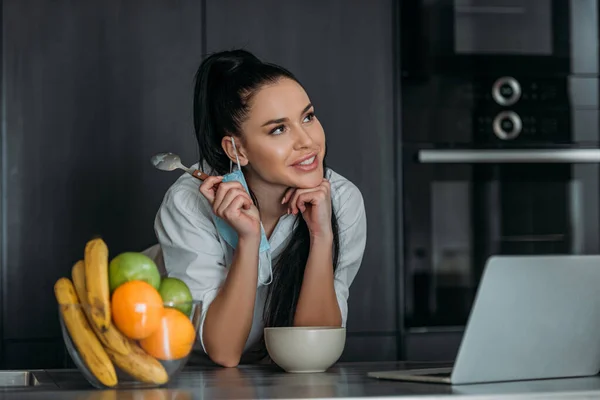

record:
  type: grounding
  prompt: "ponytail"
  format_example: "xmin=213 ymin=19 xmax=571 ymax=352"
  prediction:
xmin=193 ymin=50 xmax=267 ymax=175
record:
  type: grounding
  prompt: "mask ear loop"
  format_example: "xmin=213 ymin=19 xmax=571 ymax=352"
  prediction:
xmin=231 ymin=136 xmax=272 ymax=284
xmin=230 ymin=137 xmax=241 ymax=173
xmin=264 ymin=251 xmax=273 ymax=285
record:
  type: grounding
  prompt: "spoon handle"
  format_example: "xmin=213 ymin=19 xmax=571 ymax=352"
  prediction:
xmin=191 ymin=169 xmax=211 ymax=181
xmin=190 ymin=169 xmax=221 ymax=189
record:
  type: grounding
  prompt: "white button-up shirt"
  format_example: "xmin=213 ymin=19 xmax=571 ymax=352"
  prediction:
xmin=150 ymin=166 xmax=367 ymax=364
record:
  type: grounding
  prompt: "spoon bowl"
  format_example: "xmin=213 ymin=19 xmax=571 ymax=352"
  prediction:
xmin=150 ymin=152 xmax=210 ymax=181
xmin=151 ymin=152 xmax=186 ymax=172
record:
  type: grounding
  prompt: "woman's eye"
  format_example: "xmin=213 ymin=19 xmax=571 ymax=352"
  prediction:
xmin=270 ymin=125 xmax=285 ymax=135
xmin=303 ymin=112 xmax=315 ymax=123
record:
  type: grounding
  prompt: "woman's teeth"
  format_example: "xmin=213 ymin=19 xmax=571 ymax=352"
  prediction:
xmin=298 ymin=156 xmax=315 ymax=165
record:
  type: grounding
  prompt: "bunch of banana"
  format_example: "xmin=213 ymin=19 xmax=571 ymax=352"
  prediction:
xmin=71 ymin=260 xmax=130 ymax=355
xmin=55 ymin=238 xmax=168 ymax=387
xmin=105 ymin=344 xmax=168 ymax=384
xmin=54 ymin=277 xmax=118 ymax=387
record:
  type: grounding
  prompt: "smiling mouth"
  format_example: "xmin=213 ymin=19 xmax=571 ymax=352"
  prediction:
xmin=296 ymin=156 xmax=316 ymax=166
xmin=291 ymin=154 xmax=319 ymax=172
xmin=292 ymin=151 xmax=319 ymax=165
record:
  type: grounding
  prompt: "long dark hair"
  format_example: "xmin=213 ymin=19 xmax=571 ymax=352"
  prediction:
xmin=193 ymin=49 xmax=341 ymax=330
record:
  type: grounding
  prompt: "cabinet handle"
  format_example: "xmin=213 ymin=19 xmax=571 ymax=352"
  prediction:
xmin=418 ymin=149 xmax=600 ymax=164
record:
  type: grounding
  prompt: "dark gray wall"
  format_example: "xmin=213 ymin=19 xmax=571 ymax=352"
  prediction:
xmin=2 ymin=0 xmax=397 ymax=367
xmin=3 ymin=0 xmax=202 ymax=368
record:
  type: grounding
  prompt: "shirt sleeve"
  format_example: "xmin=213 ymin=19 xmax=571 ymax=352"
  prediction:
xmin=154 ymin=186 xmax=226 ymax=354
xmin=332 ymin=183 xmax=367 ymax=327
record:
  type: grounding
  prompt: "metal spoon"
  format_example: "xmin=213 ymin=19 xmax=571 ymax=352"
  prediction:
xmin=150 ymin=152 xmax=210 ymax=181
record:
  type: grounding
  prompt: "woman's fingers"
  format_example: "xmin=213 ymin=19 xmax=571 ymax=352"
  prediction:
xmin=281 ymin=187 xmax=296 ymax=205
xmin=282 ymin=179 xmax=330 ymax=214
xmin=288 ymin=187 xmax=317 ymax=214
xmin=216 ymin=188 xmax=251 ymax=217
xmin=199 ymin=176 xmax=224 ymax=203
xmin=223 ymin=194 xmax=254 ymax=220
xmin=287 ymin=180 xmax=330 ymax=214
xmin=295 ymin=189 xmax=328 ymax=213
xmin=213 ymin=181 xmax=246 ymax=209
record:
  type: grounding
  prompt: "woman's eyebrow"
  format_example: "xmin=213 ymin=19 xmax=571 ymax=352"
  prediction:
xmin=261 ymin=103 xmax=313 ymax=127
xmin=262 ymin=117 xmax=287 ymax=127
xmin=300 ymin=103 xmax=313 ymax=114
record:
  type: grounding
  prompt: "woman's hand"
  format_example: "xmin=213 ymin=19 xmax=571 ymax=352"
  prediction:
xmin=282 ymin=178 xmax=332 ymax=240
xmin=199 ymin=176 xmax=261 ymax=240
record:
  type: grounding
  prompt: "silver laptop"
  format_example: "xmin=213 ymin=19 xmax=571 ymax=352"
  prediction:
xmin=368 ymin=255 xmax=600 ymax=385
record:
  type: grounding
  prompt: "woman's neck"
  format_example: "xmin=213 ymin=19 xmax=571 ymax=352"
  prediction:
xmin=244 ymin=171 xmax=288 ymax=236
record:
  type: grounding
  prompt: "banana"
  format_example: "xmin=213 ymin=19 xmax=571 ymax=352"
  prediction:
xmin=71 ymin=260 xmax=131 ymax=356
xmin=105 ymin=343 xmax=169 ymax=385
xmin=54 ymin=277 xmax=118 ymax=387
xmin=72 ymin=259 xmax=168 ymax=385
xmin=84 ymin=238 xmax=111 ymax=332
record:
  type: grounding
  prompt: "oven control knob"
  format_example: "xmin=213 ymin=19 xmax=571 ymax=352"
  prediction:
xmin=492 ymin=76 xmax=521 ymax=106
xmin=493 ymin=111 xmax=522 ymax=140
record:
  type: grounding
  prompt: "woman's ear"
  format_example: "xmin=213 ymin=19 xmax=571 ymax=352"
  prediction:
xmin=221 ymin=135 xmax=249 ymax=166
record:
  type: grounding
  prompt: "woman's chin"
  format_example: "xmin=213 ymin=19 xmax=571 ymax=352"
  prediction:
xmin=291 ymin=172 xmax=325 ymax=189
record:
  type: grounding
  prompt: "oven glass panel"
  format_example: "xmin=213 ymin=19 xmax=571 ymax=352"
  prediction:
xmin=454 ymin=0 xmax=553 ymax=55
xmin=403 ymin=158 xmax=600 ymax=328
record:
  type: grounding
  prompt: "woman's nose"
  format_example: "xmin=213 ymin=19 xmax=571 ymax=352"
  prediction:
xmin=293 ymin=126 xmax=315 ymax=149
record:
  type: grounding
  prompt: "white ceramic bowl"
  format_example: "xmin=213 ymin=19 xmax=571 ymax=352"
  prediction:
xmin=264 ymin=327 xmax=346 ymax=373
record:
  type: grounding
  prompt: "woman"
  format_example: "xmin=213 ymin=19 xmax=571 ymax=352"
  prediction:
xmin=154 ymin=49 xmax=367 ymax=367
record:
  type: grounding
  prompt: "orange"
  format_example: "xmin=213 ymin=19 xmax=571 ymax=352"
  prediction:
xmin=111 ymin=280 xmax=164 ymax=340
xmin=139 ymin=308 xmax=196 ymax=360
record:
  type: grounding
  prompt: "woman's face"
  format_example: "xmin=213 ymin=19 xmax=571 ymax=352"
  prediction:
xmin=235 ymin=78 xmax=326 ymax=190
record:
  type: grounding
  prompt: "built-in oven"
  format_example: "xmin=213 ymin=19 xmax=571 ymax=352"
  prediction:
xmin=401 ymin=0 xmax=593 ymax=77
xmin=398 ymin=0 xmax=600 ymax=361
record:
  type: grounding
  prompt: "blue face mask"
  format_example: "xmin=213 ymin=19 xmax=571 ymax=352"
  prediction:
xmin=211 ymin=138 xmax=271 ymax=257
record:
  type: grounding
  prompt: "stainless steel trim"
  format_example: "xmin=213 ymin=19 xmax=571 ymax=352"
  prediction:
xmin=570 ymin=0 xmax=598 ymax=75
xmin=0 ymin=370 xmax=57 ymax=389
xmin=492 ymin=77 xmax=521 ymax=106
xmin=493 ymin=111 xmax=522 ymax=140
xmin=454 ymin=6 xmax=525 ymax=15
xmin=418 ymin=149 xmax=600 ymax=163
xmin=500 ymin=234 xmax=566 ymax=242
xmin=408 ymin=326 xmax=465 ymax=334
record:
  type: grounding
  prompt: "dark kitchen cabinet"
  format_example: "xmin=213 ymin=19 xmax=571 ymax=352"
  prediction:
xmin=2 ymin=0 xmax=203 ymax=367
xmin=205 ymin=0 xmax=398 ymax=359
xmin=340 ymin=335 xmax=399 ymax=362
xmin=2 ymin=0 xmax=399 ymax=367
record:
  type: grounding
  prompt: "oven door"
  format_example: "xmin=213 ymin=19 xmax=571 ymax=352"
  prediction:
xmin=401 ymin=0 xmax=593 ymax=77
xmin=400 ymin=147 xmax=600 ymax=361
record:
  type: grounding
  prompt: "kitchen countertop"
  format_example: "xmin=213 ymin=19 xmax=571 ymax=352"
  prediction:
xmin=2 ymin=361 xmax=600 ymax=399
